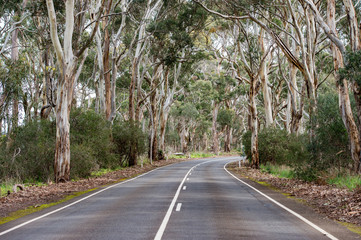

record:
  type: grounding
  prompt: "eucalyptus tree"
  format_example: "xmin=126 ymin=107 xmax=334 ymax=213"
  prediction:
xmin=45 ymin=0 xmax=105 ymax=182
xmin=0 ymin=0 xmax=30 ymax=133
xmin=309 ymin=0 xmax=361 ymax=173
xmin=128 ymin=0 xmax=208 ymax=160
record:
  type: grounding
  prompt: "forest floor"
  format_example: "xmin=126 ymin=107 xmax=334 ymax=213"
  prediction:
xmin=227 ymin=163 xmax=361 ymax=229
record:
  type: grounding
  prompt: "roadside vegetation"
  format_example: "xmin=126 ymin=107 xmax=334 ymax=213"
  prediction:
xmin=0 ymin=0 xmax=361 ymax=211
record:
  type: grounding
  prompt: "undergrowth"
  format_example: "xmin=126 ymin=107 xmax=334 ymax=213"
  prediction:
xmin=260 ymin=164 xmax=294 ymax=179
xmin=328 ymin=175 xmax=361 ymax=191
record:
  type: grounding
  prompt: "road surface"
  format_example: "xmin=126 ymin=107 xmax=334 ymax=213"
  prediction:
xmin=0 ymin=157 xmax=359 ymax=240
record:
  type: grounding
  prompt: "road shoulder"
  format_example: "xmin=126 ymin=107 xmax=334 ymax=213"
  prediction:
xmin=226 ymin=163 xmax=361 ymax=240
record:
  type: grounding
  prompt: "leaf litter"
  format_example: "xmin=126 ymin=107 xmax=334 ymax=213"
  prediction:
xmin=228 ymin=164 xmax=361 ymax=226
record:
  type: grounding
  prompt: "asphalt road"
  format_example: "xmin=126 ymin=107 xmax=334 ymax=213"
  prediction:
xmin=0 ymin=157 xmax=359 ymax=240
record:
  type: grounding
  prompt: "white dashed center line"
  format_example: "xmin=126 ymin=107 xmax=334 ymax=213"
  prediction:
xmin=176 ymin=203 xmax=182 ymax=211
xmin=183 ymin=186 xmax=186 ymax=190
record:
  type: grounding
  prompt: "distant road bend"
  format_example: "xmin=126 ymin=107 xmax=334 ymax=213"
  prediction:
xmin=0 ymin=157 xmax=358 ymax=240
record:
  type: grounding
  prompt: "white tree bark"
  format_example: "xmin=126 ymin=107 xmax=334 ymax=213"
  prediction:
xmin=46 ymin=0 xmax=103 ymax=182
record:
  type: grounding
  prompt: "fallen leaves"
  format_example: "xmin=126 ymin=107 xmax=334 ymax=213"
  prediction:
xmin=229 ymin=165 xmax=361 ymax=226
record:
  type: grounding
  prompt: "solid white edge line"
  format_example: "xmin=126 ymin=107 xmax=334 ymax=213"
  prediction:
xmin=223 ymin=162 xmax=339 ymax=240
xmin=154 ymin=159 xmax=224 ymax=240
xmin=175 ymin=203 xmax=182 ymax=212
xmin=0 ymin=164 xmax=170 ymax=237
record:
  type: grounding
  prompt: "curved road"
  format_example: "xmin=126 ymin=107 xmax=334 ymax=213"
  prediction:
xmin=0 ymin=157 xmax=359 ymax=240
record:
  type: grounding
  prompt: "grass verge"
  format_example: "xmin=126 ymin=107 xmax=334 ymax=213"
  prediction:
xmin=260 ymin=164 xmax=294 ymax=179
xmin=328 ymin=175 xmax=361 ymax=191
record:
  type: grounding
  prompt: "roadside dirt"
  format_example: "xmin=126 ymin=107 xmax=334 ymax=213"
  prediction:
xmin=228 ymin=163 xmax=361 ymax=227
xmin=0 ymin=158 xmax=186 ymax=218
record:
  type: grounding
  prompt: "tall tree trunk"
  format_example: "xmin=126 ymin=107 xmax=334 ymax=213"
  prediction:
xmin=224 ymin=125 xmax=231 ymax=152
xmin=95 ymin=30 xmax=105 ymax=113
xmin=54 ymin=77 xmax=72 ymax=182
xmin=212 ymin=102 xmax=219 ymax=155
xmin=47 ymin=0 xmax=101 ymax=182
xmin=249 ymin=78 xmax=259 ymax=169
xmin=150 ymin=84 xmax=158 ymax=161
xmin=103 ymin=0 xmax=112 ymax=120
xmin=327 ymin=0 xmax=361 ymax=173
xmin=159 ymin=73 xmax=170 ymax=154
xmin=259 ymin=29 xmax=273 ymax=127
xmin=10 ymin=8 xmax=21 ymax=131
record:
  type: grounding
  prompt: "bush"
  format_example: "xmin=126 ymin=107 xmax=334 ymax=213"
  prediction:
xmin=312 ymin=93 xmax=352 ymax=170
xmin=0 ymin=120 xmax=55 ymax=182
xmin=0 ymin=109 xmax=120 ymax=182
xmin=112 ymin=120 xmax=147 ymax=166
xmin=70 ymin=144 xmax=98 ymax=179
xmin=242 ymin=92 xmax=353 ymax=182
xmin=70 ymin=108 xmax=118 ymax=170
xmin=242 ymin=128 xmax=309 ymax=166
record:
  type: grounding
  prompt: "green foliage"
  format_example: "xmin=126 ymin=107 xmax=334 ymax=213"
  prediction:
xmin=0 ymin=120 xmax=55 ymax=182
xmin=242 ymin=128 xmax=309 ymax=166
xmin=243 ymin=92 xmax=353 ymax=182
xmin=70 ymin=144 xmax=98 ymax=179
xmin=172 ymin=102 xmax=199 ymax=120
xmin=339 ymin=50 xmax=361 ymax=86
xmin=295 ymin=92 xmax=353 ymax=181
xmin=260 ymin=164 xmax=294 ymax=179
xmin=217 ymin=108 xmax=235 ymax=128
xmin=328 ymin=174 xmax=361 ymax=191
xmin=112 ymin=121 xmax=147 ymax=166
xmin=312 ymin=93 xmax=352 ymax=170
xmin=147 ymin=2 xmax=208 ymax=66
xmin=0 ymin=109 xmax=120 ymax=182
xmin=70 ymin=108 xmax=118 ymax=171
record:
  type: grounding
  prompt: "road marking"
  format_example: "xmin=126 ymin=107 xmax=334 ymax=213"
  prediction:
xmin=223 ymin=162 xmax=339 ymax=240
xmin=154 ymin=159 xmax=222 ymax=240
xmin=176 ymin=203 xmax=182 ymax=211
xmin=183 ymin=186 xmax=186 ymax=190
xmin=189 ymin=173 xmax=192 ymax=176
xmin=186 ymin=178 xmax=189 ymax=181
xmin=0 ymin=165 xmax=170 ymax=237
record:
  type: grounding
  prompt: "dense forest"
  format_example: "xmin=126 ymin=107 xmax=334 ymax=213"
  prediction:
xmin=0 ymin=0 xmax=360 ymax=186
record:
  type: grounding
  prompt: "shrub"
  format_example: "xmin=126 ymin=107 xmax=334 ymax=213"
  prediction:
xmin=242 ymin=128 xmax=309 ymax=166
xmin=312 ymin=93 xmax=352 ymax=171
xmin=70 ymin=108 xmax=118 ymax=170
xmin=70 ymin=144 xmax=98 ymax=179
xmin=0 ymin=109 xmax=119 ymax=182
xmin=112 ymin=120 xmax=147 ymax=166
xmin=0 ymin=120 xmax=55 ymax=182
